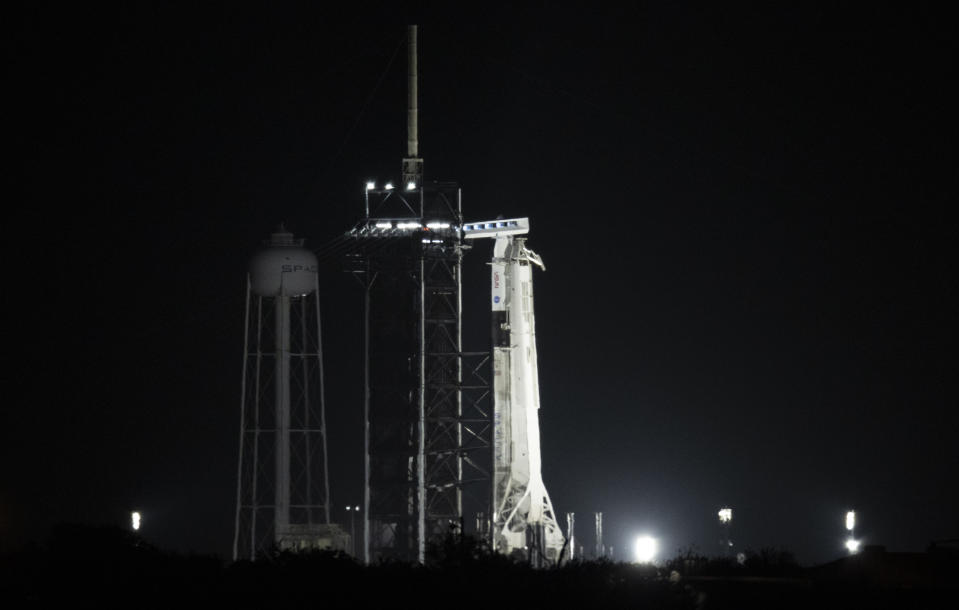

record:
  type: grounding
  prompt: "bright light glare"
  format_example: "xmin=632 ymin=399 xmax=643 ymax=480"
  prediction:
xmin=384 ymin=182 xmax=394 ymax=190
xmin=634 ymin=535 xmax=658 ymax=563
xmin=718 ymin=508 xmax=732 ymax=523
xmin=131 ymin=511 xmax=141 ymax=531
xmin=845 ymin=538 xmax=860 ymax=553
xmin=365 ymin=181 xmax=375 ymax=190
xmin=375 ymin=222 xmax=392 ymax=229
xmin=406 ymin=181 xmax=416 ymax=190
xmin=846 ymin=511 xmax=855 ymax=531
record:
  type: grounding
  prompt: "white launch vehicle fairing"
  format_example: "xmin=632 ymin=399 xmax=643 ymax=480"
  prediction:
xmin=464 ymin=218 xmax=565 ymax=564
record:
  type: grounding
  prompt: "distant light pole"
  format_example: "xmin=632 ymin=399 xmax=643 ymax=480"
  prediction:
xmin=346 ymin=505 xmax=360 ymax=555
xmin=718 ymin=507 xmax=733 ymax=555
xmin=131 ymin=511 xmax=141 ymax=531
xmin=845 ymin=510 xmax=859 ymax=554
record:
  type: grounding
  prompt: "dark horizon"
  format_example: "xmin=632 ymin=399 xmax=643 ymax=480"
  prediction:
xmin=5 ymin=5 xmax=956 ymax=565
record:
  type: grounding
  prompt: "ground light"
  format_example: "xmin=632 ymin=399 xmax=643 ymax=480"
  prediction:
xmin=634 ymin=535 xmax=658 ymax=563
xmin=844 ymin=510 xmax=858 ymax=554
xmin=131 ymin=511 xmax=141 ymax=531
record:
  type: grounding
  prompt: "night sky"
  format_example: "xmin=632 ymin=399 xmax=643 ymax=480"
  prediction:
xmin=6 ymin=4 xmax=957 ymax=564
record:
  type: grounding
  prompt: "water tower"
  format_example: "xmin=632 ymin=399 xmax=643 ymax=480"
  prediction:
xmin=233 ymin=225 xmax=344 ymax=560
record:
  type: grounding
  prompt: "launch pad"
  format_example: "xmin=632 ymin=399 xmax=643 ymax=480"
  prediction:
xmin=234 ymin=26 xmax=567 ymax=565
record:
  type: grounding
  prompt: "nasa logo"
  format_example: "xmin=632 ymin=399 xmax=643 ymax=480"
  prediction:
xmin=493 ymin=296 xmax=500 ymax=303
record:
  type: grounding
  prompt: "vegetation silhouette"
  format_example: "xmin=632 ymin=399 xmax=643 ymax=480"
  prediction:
xmin=1 ymin=523 xmax=955 ymax=608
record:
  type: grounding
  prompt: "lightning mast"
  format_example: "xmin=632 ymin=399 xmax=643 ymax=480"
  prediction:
xmin=402 ymin=25 xmax=423 ymax=187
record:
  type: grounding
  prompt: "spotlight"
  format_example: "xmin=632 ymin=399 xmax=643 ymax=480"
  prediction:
xmin=634 ymin=535 xmax=658 ymax=563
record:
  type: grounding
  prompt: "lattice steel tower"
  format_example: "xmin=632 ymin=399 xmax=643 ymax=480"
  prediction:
xmin=233 ymin=226 xmax=340 ymax=560
xmin=346 ymin=25 xmax=491 ymax=563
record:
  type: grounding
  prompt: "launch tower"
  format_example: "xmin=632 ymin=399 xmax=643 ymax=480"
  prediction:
xmin=346 ymin=26 xmax=491 ymax=563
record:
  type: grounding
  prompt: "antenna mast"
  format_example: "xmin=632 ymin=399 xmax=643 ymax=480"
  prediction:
xmin=402 ymin=25 xmax=424 ymax=187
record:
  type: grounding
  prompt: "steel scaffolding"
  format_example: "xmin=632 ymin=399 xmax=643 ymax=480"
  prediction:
xmin=347 ymin=184 xmax=490 ymax=563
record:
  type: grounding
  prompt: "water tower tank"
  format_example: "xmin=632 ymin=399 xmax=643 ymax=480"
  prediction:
xmin=249 ymin=226 xmax=318 ymax=297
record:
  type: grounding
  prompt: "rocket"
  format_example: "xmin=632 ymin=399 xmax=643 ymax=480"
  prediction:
xmin=463 ymin=218 xmax=566 ymax=564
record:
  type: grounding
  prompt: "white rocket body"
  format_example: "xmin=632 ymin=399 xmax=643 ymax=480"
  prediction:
xmin=488 ymin=235 xmax=565 ymax=563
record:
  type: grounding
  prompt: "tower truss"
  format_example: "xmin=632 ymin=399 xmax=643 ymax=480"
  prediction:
xmin=347 ymin=184 xmax=491 ymax=563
